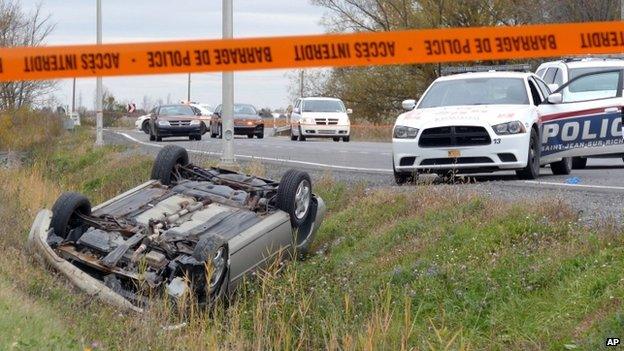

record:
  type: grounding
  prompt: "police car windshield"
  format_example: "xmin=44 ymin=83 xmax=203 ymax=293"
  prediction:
xmin=302 ymin=100 xmax=345 ymax=112
xmin=418 ymin=78 xmax=529 ymax=108
xmin=569 ymin=67 xmax=621 ymax=80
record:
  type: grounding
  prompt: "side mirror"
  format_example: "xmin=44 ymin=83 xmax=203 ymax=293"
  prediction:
xmin=346 ymin=108 xmax=353 ymax=114
xmin=547 ymin=83 xmax=559 ymax=92
xmin=293 ymin=107 xmax=300 ymax=114
xmin=402 ymin=99 xmax=416 ymax=111
xmin=547 ymin=93 xmax=563 ymax=104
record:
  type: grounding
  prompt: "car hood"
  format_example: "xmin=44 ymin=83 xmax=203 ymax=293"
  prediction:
xmin=300 ymin=112 xmax=348 ymax=119
xmin=233 ymin=114 xmax=261 ymax=120
xmin=158 ymin=115 xmax=199 ymax=121
xmin=395 ymin=105 xmax=531 ymax=129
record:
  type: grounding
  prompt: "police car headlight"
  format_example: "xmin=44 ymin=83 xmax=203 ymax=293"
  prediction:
xmin=492 ymin=121 xmax=525 ymax=135
xmin=190 ymin=120 xmax=200 ymax=125
xmin=393 ymin=125 xmax=419 ymax=139
xmin=157 ymin=120 xmax=170 ymax=126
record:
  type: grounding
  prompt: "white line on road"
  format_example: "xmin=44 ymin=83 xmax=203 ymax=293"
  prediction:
xmin=116 ymin=132 xmax=393 ymax=173
xmin=524 ymin=180 xmax=624 ymax=191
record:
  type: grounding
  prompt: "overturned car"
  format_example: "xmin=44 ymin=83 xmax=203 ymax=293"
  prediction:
xmin=28 ymin=145 xmax=325 ymax=312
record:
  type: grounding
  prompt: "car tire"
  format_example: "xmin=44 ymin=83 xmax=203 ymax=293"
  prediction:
xmin=277 ymin=169 xmax=312 ymax=227
xmin=290 ymin=128 xmax=297 ymax=141
xmin=200 ymin=122 xmax=207 ymax=135
xmin=393 ymin=161 xmax=416 ymax=185
xmin=298 ymin=126 xmax=306 ymax=141
xmin=256 ymin=131 xmax=264 ymax=139
xmin=516 ymin=128 xmax=540 ymax=180
xmin=218 ymin=124 xmax=223 ymax=139
xmin=196 ymin=134 xmax=202 ymax=141
xmin=551 ymin=157 xmax=572 ymax=175
xmin=51 ymin=192 xmax=91 ymax=239
xmin=141 ymin=120 xmax=150 ymax=134
xmin=343 ymin=136 xmax=350 ymax=142
xmin=191 ymin=236 xmax=228 ymax=299
xmin=151 ymin=145 xmax=189 ymax=185
xmin=247 ymin=134 xmax=253 ymax=139
xmin=149 ymin=132 xmax=155 ymax=141
xmin=572 ymin=157 xmax=587 ymax=169
xmin=333 ymin=137 xmax=340 ymax=142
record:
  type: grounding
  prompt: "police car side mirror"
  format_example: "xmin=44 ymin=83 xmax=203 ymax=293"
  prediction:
xmin=547 ymin=93 xmax=563 ymax=104
xmin=547 ymin=83 xmax=559 ymax=92
xmin=402 ymin=99 xmax=416 ymax=111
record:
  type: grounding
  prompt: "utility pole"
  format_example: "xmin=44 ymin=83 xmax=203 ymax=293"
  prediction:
xmin=187 ymin=73 xmax=191 ymax=102
xmin=621 ymin=0 xmax=623 ymax=20
xmin=71 ymin=77 xmax=76 ymax=113
xmin=299 ymin=70 xmax=304 ymax=97
xmin=220 ymin=0 xmax=236 ymax=167
xmin=95 ymin=0 xmax=103 ymax=146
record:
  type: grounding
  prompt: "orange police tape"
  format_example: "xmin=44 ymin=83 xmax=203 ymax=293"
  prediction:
xmin=2 ymin=21 xmax=624 ymax=81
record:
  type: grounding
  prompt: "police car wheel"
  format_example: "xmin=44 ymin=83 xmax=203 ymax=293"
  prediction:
xmin=516 ymin=128 xmax=540 ymax=180
xmin=551 ymin=157 xmax=572 ymax=175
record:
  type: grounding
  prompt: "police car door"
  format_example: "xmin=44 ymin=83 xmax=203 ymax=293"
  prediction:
xmin=538 ymin=69 xmax=624 ymax=164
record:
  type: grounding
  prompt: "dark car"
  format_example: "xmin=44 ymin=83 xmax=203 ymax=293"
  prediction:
xmin=149 ymin=104 xmax=203 ymax=142
xmin=209 ymin=103 xmax=264 ymax=139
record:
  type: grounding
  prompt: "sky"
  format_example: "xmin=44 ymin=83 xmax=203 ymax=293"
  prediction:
xmin=21 ymin=1 xmax=327 ymax=110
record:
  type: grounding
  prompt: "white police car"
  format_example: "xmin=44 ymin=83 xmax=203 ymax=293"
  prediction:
xmin=536 ymin=57 xmax=624 ymax=168
xmin=392 ymin=69 xmax=624 ymax=184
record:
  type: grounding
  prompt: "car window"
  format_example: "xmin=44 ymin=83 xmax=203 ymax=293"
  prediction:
xmin=561 ymin=70 xmax=621 ymax=103
xmin=302 ymin=100 xmax=346 ymax=112
xmin=215 ymin=105 xmax=222 ymax=114
xmin=535 ymin=78 xmax=551 ymax=98
xmin=234 ymin=104 xmax=257 ymax=115
xmin=418 ymin=77 xmax=529 ymax=108
xmin=543 ymin=67 xmax=557 ymax=84
xmin=554 ymin=69 xmax=564 ymax=85
xmin=527 ymin=79 xmax=543 ymax=105
xmin=158 ymin=105 xmax=195 ymax=116
xmin=568 ymin=66 xmax=622 ymax=80
xmin=536 ymin=68 xmax=546 ymax=78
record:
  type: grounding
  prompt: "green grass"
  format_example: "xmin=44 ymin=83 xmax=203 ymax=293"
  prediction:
xmin=0 ymin=127 xmax=622 ymax=350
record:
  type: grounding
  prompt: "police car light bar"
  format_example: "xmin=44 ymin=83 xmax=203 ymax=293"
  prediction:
xmin=440 ymin=64 xmax=531 ymax=76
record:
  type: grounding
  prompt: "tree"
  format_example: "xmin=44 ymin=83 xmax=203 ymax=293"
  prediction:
xmin=0 ymin=1 xmax=55 ymax=110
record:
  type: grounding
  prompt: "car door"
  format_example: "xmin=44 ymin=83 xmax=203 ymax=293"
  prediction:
xmin=212 ymin=104 xmax=222 ymax=133
xmin=291 ymin=99 xmax=302 ymax=132
xmin=538 ymin=69 xmax=624 ymax=164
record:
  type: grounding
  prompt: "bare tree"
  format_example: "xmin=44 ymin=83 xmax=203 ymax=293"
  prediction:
xmin=0 ymin=1 xmax=55 ymax=110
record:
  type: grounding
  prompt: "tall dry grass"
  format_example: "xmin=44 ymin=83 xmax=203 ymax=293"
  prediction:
xmin=0 ymin=109 xmax=63 ymax=151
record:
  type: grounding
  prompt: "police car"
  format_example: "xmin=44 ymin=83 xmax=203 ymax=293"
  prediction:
xmin=536 ymin=57 xmax=624 ymax=168
xmin=392 ymin=68 xmax=624 ymax=184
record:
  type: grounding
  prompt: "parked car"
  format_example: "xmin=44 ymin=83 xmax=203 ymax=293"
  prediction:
xmin=536 ymin=57 xmax=624 ymax=168
xmin=190 ymin=103 xmax=213 ymax=135
xmin=28 ymin=145 xmax=325 ymax=311
xmin=209 ymin=103 xmax=264 ymax=139
xmin=289 ymin=97 xmax=351 ymax=142
xmin=392 ymin=69 xmax=624 ymax=184
xmin=149 ymin=104 xmax=203 ymax=141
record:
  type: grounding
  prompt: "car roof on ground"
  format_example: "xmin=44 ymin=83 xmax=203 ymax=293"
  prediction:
xmin=539 ymin=58 xmax=624 ymax=68
xmin=436 ymin=71 xmax=533 ymax=81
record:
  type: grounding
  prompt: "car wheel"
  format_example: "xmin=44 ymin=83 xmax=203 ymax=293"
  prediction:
xmin=516 ymin=128 xmax=540 ymax=180
xmin=393 ymin=161 xmax=416 ymax=185
xmin=277 ymin=169 xmax=312 ymax=227
xmin=191 ymin=236 xmax=228 ymax=300
xmin=256 ymin=130 xmax=264 ymax=139
xmin=51 ymin=192 xmax=91 ymax=239
xmin=151 ymin=145 xmax=189 ymax=185
xmin=247 ymin=134 xmax=254 ymax=139
xmin=343 ymin=136 xmax=350 ymax=142
xmin=200 ymin=122 xmax=207 ymax=135
xmin=196 ymin=134 xmax=202 ymax=141
xmin=333 ymin=137 xmax=340 ymax=142
xmin=149 ymin=132 xmax=155 ymax=141
xmin=298 ymin=126 xmax=306 ymax=141
xmin=156 ymin=136 xmax=162 ymax=142
xmin=551 ymin=157 xmax=572 ymax=175
xmin=572 ymin=157 xmax=587 ymax=169
xmin=141 ymin=120 xmax=150 ymax=134
xmin=290 ymin=127 xmax=297 ymax=141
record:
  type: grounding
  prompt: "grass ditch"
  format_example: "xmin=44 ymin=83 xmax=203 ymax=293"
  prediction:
xmin=0 ymin=127 xmax=622 ymax=349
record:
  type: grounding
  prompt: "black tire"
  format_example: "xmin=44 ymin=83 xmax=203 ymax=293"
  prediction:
xmin=192 ymin=236 xmax=228 ymax=298
xmin=333 ymin=137 xmax=340 ymax=142
xmin=151 ymin=145 xmax=189 ymax=185
xmin=200 ymin=122 xmax=207 ymax=135
xmin=343 ymin=136 xmax=350 ymax=142
xmin=551 ymin=157 xmax=572 ymax=175
xmin=516 ymin=128 xmax=540 ymax=180
xmin=393 ymin=161 xmax=416 ymax=185
xmin=277 ymin=169 xmax=312 ymax=227
xmin=218 ymin=124 xmax=223 ymax=139
xmin=247 ymin=134 xmax=254 ymax=139
xmin=298 ymin=126 xmax=306 ymax=141
xmin=141 ymin=120 xmax=150 ymax=134
xmin=572 ymin=157 xmax=587 ymax=169
xmin=196 ymin=134 xmax=202 ymax=141
xmin=149 ymin=132 xmax=155 ymax=141
xmin=156 ymin=135 xmax=162 ymax=142
xmin=290 ymin=128 xmax=297 ymax=141
xmin=256 ymin=131 xmax=264 ymax=139
xmin=51 ymin=192 xmax=91 ymax=239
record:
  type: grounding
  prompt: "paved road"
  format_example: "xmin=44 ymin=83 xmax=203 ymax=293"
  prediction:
xmin=108 ymin=129 xmax=624 ymax=224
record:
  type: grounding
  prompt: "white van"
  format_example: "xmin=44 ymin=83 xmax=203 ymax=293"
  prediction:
xmin=289 ymin=97 xmax=352 ymax=142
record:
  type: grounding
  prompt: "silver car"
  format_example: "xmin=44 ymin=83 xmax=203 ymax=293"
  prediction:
xmin=28 ymin=145 xmax=325 ymax=312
